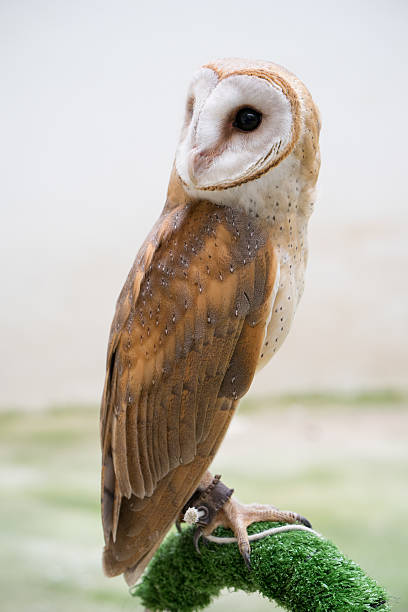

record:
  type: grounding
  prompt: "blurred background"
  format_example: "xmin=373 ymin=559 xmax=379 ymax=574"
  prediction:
xmin=1 ymin=0 xmax=407 ymax=610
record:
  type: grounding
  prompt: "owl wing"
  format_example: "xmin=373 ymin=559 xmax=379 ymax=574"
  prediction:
xmin=100 ymin=200 xmax=279 ymax=581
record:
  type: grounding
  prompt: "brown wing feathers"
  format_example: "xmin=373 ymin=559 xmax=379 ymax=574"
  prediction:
xmin=100 ymin=200 xmax=277 ymax=580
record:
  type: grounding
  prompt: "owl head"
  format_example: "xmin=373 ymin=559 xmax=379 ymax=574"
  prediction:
xmin=174 ymin=58 xmax=320 ymax=210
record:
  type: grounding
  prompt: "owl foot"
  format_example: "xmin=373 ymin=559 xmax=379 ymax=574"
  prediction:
xmin=179 ymin=474 xmax=311 ymax=569
xmin=201 ymin=497 xmax=312 ymax=570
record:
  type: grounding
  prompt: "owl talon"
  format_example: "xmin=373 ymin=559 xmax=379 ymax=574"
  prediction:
xmin=193 ymin=527 xmax=203 ymax=554
xmin=242 ymin=549 xmax=251 ymax=570
xmin=298 ymin=515 xmax=312 ymax=529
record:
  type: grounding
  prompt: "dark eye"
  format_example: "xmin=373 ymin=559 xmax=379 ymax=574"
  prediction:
xmin=233 ymin=107 xmax=262 ymax=132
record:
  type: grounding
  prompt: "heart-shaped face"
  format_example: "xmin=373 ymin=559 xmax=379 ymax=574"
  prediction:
xmin=175 ymin=61 xmax=299 ymax=192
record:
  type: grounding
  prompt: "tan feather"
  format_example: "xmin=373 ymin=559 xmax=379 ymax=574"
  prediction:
xmin=100 ymin=199 xmax=278 ymax=578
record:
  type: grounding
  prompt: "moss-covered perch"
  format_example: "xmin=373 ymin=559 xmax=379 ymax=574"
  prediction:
xmin=132 ymin=522 xmax=389 ymax=611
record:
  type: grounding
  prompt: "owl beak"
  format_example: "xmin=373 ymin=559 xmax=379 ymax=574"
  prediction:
xmin=188 ymin=148 xmax=209 ymax=185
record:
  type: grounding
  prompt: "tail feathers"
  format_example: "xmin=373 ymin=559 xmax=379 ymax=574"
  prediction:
xmin=102 ymin=408 xmax=236 ymax=582
xmin=124 ymin=535 xmax=168 ymax=586
xmin=102 ymin=459 xmax=210 ymax=582
xmin=102 ymin=519 xmax=170 ymax=584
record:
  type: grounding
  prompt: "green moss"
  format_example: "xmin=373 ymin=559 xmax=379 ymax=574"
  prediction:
xmin=133 ymin=522 xmax=389 ymax=612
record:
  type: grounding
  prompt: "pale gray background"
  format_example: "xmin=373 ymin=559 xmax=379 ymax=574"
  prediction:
xmin=1 ymin=0 xmax=407 ymax=407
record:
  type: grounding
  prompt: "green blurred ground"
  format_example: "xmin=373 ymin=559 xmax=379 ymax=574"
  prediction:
xmin=1 ymin=391 xmax=407 ymax=612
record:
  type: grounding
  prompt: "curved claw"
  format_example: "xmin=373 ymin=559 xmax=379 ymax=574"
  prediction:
xmin=193 ymin=527 xmax=203 ymax=554
xmin=298 ymin=515 xmax=312 ymax=529
xmin=242 ymin=549 xmax=251 ymax=570
xmin=175 ymin=520 xmax=182 ymax=533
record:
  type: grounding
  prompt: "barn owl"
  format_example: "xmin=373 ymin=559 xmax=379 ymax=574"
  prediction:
xmin=100 ymin=57 xmax=321 ymax=585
